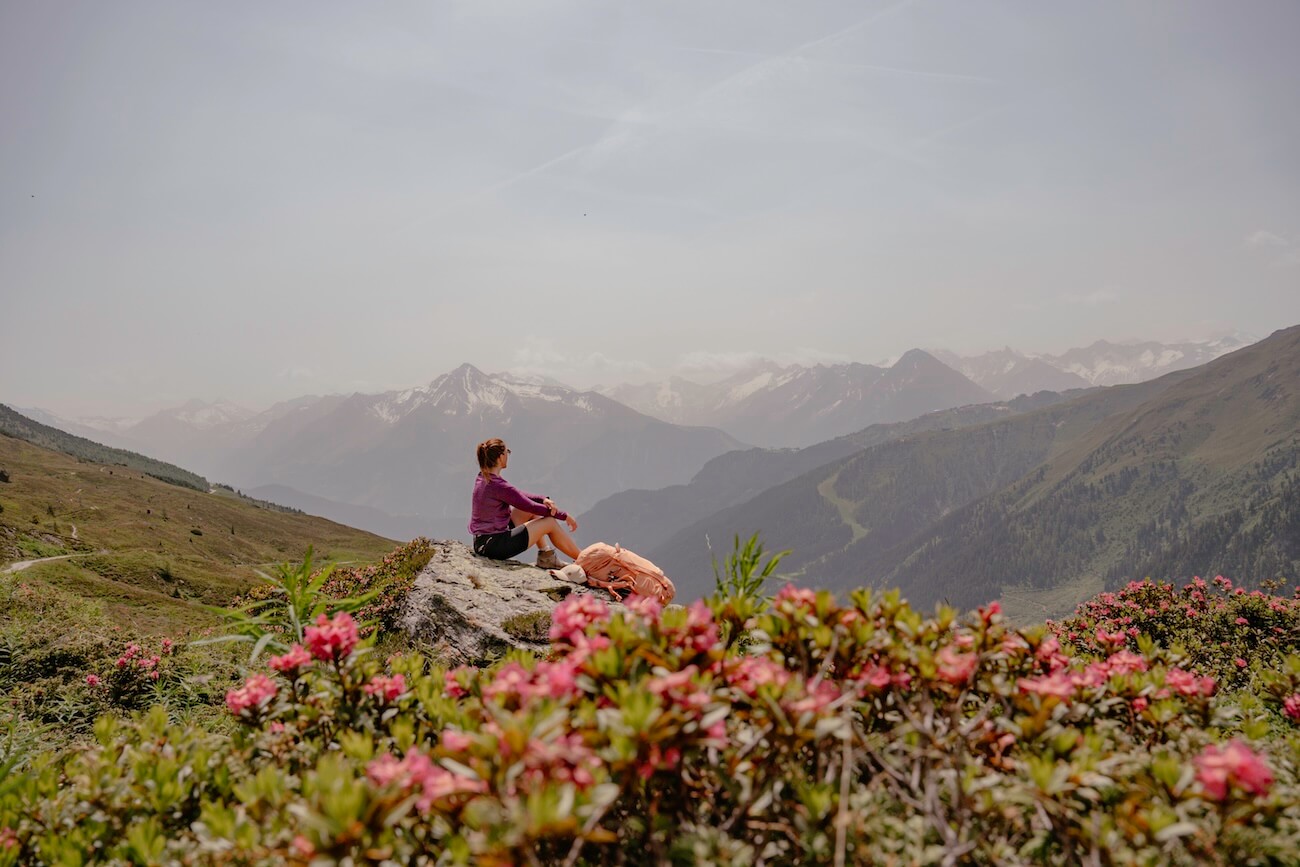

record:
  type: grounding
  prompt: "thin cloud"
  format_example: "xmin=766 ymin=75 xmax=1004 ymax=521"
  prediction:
xmin=1246 ymin=230 xmax=1290 ymax=248
xmin=467 ymin=0 xmax=927 ymax=202
xmin=1244 ymin=230 xmax=1300 ymax=267
xmin=670 ymin=46 xmax=996 ymax=85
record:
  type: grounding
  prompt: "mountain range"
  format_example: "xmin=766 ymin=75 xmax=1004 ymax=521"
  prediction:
xmin=930 ymin=335 xmax=1252 ymax=397
xmin=27 ymin=366 xmax=744 ymax=540
xmin=598 ymin=337 xmax=1251 ymax=445
xmin=15 ymin=333 xmax=1265 ymax=558
xmin=597 ymin=349 xmax=993 ymax=447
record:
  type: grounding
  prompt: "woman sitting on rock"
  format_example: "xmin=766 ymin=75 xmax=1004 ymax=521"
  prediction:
xmin=468 ymin=437 xmax=579 ymax=569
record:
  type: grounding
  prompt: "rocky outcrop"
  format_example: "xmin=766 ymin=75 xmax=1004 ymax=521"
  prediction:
xmin=397 ymin=541 xmax=616 ymax=665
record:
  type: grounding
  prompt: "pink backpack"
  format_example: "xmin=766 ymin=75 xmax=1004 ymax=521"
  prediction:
xmin=574 ymin=542 xmax=676 ymax=605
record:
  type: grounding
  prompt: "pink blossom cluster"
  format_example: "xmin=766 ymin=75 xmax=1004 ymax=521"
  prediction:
xmin=849 ymin=661 xmax=911 ymax=691
xmin=444 ymin=667 xmax=471 ymax=699
xmin=660 ymin=601 xmax=720 ymax=656
xmin=549 ymin=595 xmax=611 ymax=648
xmin=625 ymin=594 xmax=663 ymax=622
xmin=1018 ymin=650 xmax=1159 ymax=702
xmin=366 ymin=749 xmax=486 ymax=813
xmin=726 ymin=656 xmax=792 ymax=697
xmin=786 ymin=680 xmax=842 ymax=716
xmin=482 ymin=660 xmax=581 ymax=706
xmin=935 ymin=646 xmax=978 ymax=685
xmin=773 ymin=584 xmax=818 ymax=610
xmin=1195 ymin=739 xmax=1274 ymax=801
xmin=1284 ymin=694 xmax=1300 ymax=723
xmin=1164 ymin=668 xmax=1216 ymax=698
xmin=226 ymin=673 xmax=278 ymax=716
xmin=0 ymin=827 xmax=16 ymax=849
xmin=304 ymin=611 xmax=359 ymax=662
xmin=267 ymin=643 xmax=313 ymax=675
xmin=440 ymin=728 xmax=473 ymax=752
xmin=516 ymin=731 xmax=601 ymax=792
xmin=114 ymin=642 xmax=162 ymax=680
xmin=646 ymin=665 xmax=711 ymax=713
xmin=363 ymin=673 xmax=407 ymax=703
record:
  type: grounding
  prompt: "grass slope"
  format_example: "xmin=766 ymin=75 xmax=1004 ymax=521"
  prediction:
xmin=0 ymin=433 xmax=395 ymax=634
xmin=0 ymin=403 xmax=208 ymax=490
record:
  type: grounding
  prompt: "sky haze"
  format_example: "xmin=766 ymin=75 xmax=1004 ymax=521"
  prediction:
xmin=2 ymin=1 xmax=1298 ymax=416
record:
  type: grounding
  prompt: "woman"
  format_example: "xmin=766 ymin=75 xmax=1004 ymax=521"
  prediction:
xmin=468 ymin=438 xmax=580 ymax=569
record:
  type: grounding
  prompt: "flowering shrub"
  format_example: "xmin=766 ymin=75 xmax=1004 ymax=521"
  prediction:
xmin=2 ymin=580 xmax=1298 ymax=865
xmin=321 ymin=537 xmax=436 ymax=634
xmin=1056 ymin=576 xmax=1300 ymax=720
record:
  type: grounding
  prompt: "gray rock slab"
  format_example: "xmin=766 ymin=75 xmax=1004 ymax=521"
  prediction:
xmin=398 ymin=540 xmax=618 ymax=665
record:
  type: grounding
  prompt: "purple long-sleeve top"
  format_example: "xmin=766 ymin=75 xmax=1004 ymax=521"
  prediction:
xmin=468 ymin=472 xmax=569 ymax=536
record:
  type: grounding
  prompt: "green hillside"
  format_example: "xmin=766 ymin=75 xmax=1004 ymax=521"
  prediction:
xmin=580 ymin=389 xmax=1080 ymax=555
xmin=653 ymin=366 xmax=1196 ymax=602
xmin=0 ymin=432 xmax=395 ymax=634
xmin=0 ymin=403 xmax=208 ymax=491
xmin=888 ymin=325 xmax=1300 ymax=610
xmin=654 ymin=325 xmax=1300 ymax=612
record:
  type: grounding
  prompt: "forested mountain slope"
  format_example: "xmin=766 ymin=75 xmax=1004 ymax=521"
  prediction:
xmin=581 ymin=390 xmax=1078 ymax=555
xmin=650 ymin=332 xmax=1260 ymax=603
xmin=885 ymin=324 xmax=1300 ymax=609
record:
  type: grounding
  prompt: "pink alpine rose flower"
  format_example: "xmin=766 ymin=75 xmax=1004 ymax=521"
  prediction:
xmin=1018 ymin=671 xmax=1076 ymax=701
xmin=1283 ymin=694 xmax=1300 ymax=723
xmin=1196 ymin=740 xmax=1274 ymax=801
xmin=225 ymin=673 xmax=278 ymax=717
xmin=304 ymin=611 xmax=359 ymax=662
xmin=549 ymin=595 xmax=609 ymax=644
xmin=1166 ymin=668 xmax=1216 ymax=697
xmin=267 ymin=643 xmax=313 ymax=674
xmin=85 ymin=674 xmax=101 ymax=687
xmin=363 ymin=673 xmax=407 ymax=703
xmin=935 ymin=646 xmax=978 ymax=685
xmin=441 ymin=729 xmax=473 ymax=753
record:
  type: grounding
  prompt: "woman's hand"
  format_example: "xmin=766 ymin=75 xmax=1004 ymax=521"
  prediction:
xmin=543 ymin=497 xmax=557 ymax=516
xmin=565 ymin=515 xmax=578 ymax=532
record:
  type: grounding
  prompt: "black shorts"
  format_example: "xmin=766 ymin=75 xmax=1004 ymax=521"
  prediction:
xmin=473 ymin=522 xmax=530 ymax=560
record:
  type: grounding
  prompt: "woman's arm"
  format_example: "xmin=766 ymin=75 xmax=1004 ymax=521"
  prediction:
xmin=492 ymin=477 xmax=568 ymax=520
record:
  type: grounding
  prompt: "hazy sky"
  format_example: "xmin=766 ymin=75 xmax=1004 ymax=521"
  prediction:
xmin=3 ymin=1 xmax=1299 ymax=417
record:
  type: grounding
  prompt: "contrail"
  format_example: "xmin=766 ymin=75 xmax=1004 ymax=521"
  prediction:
xmin=455 ymin=0 xmax=929 ymax=206
xmin=672 ymin=46 xmax=995 ymax=85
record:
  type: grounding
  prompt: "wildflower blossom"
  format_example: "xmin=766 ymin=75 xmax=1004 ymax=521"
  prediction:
xmin=226 ymin=674 xmax=278 ymax=716
xmin=268 ymin=643 xmax=313 ymax=674
xmin=1195 ymin=740 xmax=1274 ymax=801
xmin=304 ymin=611 xmax=359 ymax=662
xmin=364 ymin=673 xmax=407 ymax=703
xmin=936 ymin=646 xmax=978 ymax=685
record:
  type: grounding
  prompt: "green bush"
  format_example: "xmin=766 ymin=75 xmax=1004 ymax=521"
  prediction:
xmin=2 ymin=574 xmax=1298 ymax=864
xmin=501 ymin=610 xmax=552 ymax=643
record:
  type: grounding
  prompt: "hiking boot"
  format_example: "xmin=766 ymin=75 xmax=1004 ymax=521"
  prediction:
xmin=535 ymin=548 xmax=562 ymax=570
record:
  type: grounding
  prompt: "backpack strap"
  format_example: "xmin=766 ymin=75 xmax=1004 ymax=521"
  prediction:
xmin=585 ymin=572 xmax=635 ymax=602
